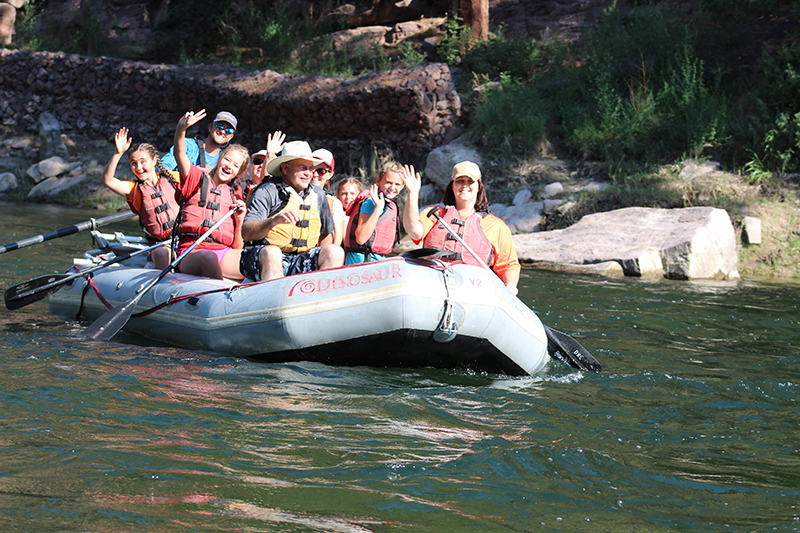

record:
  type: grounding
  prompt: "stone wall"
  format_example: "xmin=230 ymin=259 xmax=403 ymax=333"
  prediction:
xmin=0 ymin=49 xmax=461 ymax=173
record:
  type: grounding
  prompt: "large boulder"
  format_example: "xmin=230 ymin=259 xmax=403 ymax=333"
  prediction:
xmin=38 ymin=112 xmax=70 ymax=160
xmin=0 ymin=171 xmax=17 ymax=192
xmin=292 ymin=26 xmax=392 ymax=64
xmin=424 ymin=135 xmax=481 ymax=188
xmin=514 ymin=206 xmax=740 ymax=280
xmin=32 ymin=156 xmax=72 ymax=179
xmin=27 ymin=175 xmax=91 ymax=198
xmin=0 ymin=3 xmax=15 ymax=46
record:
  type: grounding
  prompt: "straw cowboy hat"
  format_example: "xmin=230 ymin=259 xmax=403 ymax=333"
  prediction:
xmin=267 ymin=141 xmax=322 ymax=178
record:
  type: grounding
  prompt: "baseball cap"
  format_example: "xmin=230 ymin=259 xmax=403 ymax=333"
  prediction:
xmin=311 ymin=149 xmax=335 ymax=172
xmin=451 ymin=161 xmax=481 ymax=181
xmin=213 ymin=111 xmax=238 ymax=130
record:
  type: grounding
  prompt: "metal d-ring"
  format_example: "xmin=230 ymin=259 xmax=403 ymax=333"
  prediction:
xmin=433 ymin=267 xmax=458 ymax=343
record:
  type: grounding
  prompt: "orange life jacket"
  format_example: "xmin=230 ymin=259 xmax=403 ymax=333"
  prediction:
xmin=423 ymin=206 xmax=494 ymax=267
xmin=343 ymin=189 xmax=399 ymax=256
xmin=126 ymin=174 xmax=180 ymax=243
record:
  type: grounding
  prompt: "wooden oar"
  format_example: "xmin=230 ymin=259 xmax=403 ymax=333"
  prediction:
xmin=426 ymin=207 xmax=602 ymax=373
xmin=0 ymin=211 xmax=137 ymax=254
xmin=83 ymin=207 xmax=239 ymax=341
xmin=4 ymin=242 xmax=166 ymax=310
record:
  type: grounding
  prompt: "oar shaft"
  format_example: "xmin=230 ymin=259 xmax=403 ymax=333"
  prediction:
xmin=7 ymin=242 xmax=165 ymax=305
xmin=84 ymin=206 xmax=240 ymax=341
xmin=0 ymin=211 xmax=137 ymax=254
xmin=428 ymin=208 xmax=493 ymax=273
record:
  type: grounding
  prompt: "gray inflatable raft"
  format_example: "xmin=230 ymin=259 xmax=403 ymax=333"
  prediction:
xmin=50 ymin=255 xmax=549 ymax=376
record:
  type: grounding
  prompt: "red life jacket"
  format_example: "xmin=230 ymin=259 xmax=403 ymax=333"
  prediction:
xmin=423 ymin=206 xmax=494 ymax=267
xmin=126 ymin=174 xmax=180 ymax=243
xmin=343 ymin=189 xmax=399 ymax=256
xmin=178 ymin=174 xmax=237 ymax=247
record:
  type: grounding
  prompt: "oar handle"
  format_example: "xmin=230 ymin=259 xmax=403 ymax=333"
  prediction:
xmin=0 ymin=211 xmax=137 ymax=254
xmin=162 ymin=206 xmax=240 ymax=277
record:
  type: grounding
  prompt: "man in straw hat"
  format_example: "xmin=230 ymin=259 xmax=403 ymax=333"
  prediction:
xmin=240 ymin=140 xmax=344 ymax=281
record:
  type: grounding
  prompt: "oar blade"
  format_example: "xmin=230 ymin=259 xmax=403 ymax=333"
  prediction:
xmin=544 ymin=326 xmax=602 ymax=373
xmin=4 ymin=274 xmax=70 ymax=310
xmin=83 ymin=298 xmax=140 ymax=341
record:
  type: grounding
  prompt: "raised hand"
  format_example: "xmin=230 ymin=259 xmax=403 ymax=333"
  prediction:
xmin=177 ymin=109 xmax=207 ymax=132
xmin=266 ymin=131 xmax=286 ymax=159
xmin=369 ymin=183 xmax=385 ymax=211
xmin=401 ymin=164 xmax=421 ymax=195
xmin=114 ymin=128 xmax=132 ymax=155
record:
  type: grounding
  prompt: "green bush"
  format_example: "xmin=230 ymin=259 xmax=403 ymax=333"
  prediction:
xmin=152 ymin=1 xmax=341 ymax=71
xmin=555 ymin=4 xmax=726 ymax=166
xmin=732 ymin=41 xmax=800 ymax=176
xmin=468 ymin=74 xmax=548 ymax=154
xmin=461 ymin=28 xmax=545 ymax=82
xmin=11 ymin=0 xmax=108 ymax=56
xmin=438 ymin=15 xmax=473 ymax=65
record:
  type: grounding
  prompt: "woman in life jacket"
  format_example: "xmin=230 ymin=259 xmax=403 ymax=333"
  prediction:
xmin=310 ymin=148 xmax=345 ymax=246
xmin=172 ymin=109 xmax=248 ymax=281
xmin=403 ymin=161 xmax=522 ymax=295
xmin=101 ymin=127 xmax=180 ymax=270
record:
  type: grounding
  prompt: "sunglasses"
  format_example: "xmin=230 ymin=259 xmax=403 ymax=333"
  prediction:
xmin=314 ymin=167 xmax=331 ymax=176
xmin=252 ymin=157 xmax=265 ymax=165
xmin=213 ymin=122 xmax=235 ymax=135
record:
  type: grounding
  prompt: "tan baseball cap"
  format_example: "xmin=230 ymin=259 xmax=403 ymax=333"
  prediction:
xmin=451 ymin=161 xmax=481 ymax=181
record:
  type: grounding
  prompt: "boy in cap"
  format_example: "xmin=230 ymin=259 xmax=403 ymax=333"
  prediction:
xmin=240 ymin=141 xmax=345 ymax=281
xmin=161 ymin=110 xmax=238 ymax=173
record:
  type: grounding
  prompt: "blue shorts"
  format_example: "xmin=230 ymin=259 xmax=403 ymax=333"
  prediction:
xmin=345 ymin=251 xmax=386 ymax=265
xmin=239 ymin=245 xmax=322 ymax=281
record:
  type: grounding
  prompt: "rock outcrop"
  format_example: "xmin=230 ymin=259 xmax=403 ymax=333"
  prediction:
xmin=513 ymin=206 xmax=740 ymax=280
xmin=0 ymin=50 xmax=460 ymax=174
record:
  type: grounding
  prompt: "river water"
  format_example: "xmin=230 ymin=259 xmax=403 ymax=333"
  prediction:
xmin=0 ymin=202 xmax=798 ymax=532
